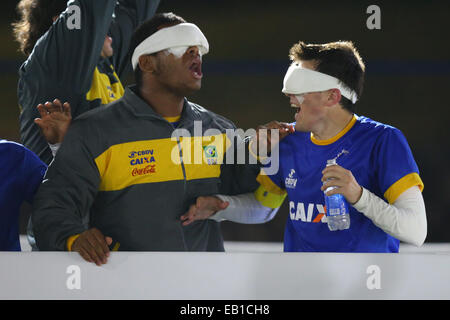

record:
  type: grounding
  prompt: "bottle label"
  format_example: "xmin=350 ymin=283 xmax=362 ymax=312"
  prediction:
xmin=325 ymin=193 xmax=349 ymax=216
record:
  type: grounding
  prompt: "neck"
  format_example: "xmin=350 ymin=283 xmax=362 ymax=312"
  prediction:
xmin=311 ymin=107 xmax=354 ymax=141
xmin=139 ymin=82 xmax=184 ymax=117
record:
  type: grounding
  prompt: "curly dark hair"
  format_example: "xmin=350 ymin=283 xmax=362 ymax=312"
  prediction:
xmin=289 ymin=41 xmax=366 ymax=113
xmin=12 ymin=0 xmax=67 ymax=56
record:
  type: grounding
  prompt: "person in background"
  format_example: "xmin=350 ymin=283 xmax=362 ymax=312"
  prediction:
xmin=0 ymin=140 xmax=46 ymax=251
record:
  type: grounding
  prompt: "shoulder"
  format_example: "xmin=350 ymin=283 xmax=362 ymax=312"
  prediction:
xmin=187 ymin=101 xmax=237 ymax=130
xmin=356 ymin=115 xmax=399 ymax=134
xmin=74 ymin=98 xmax=125 ymax=123
xmin=355 ymin=116 xmax=413 ymax=159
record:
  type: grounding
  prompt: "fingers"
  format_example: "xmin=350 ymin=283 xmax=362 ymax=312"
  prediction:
xmin=219 ymin=201 xmax=230 ymax=211
xmin=321 ymin=165 xmax=363 ymax=204
xmin=36 ymin=99 xmax=69 ymax=115
xmin=44 ymin=100 xmax=62 ymax=113
xmin=36 ymin=104 xmax=48 ymax=118
xmin=257 ymin=121 xmax=294 ymax=148
xmin=321 ymin=180 xmax=344 ymax=193
xmin=78 ymin=247 xmax=93 ymax=263
xmin=321 ymin=165 xmax=347 ymax=182
xmin=52 ymin=99 xmax=63 ymax=111
xmin=180 ymin=197 xmax=227 ymax=227
xmin=180 ymin=204 xmax=197 ymax=226
xmin=62 ymin=102 xmax=72 ymax=118
xmin=91 ymin=228 xmax=111 ymax=258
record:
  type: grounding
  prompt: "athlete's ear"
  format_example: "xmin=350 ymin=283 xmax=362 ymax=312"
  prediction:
xmin=325 ymin=89 xmax=341 ymax=107
xmin=138 ymin=54 xmax=158 ymax=75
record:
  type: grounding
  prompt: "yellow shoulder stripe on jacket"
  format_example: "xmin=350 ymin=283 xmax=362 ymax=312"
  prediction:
xmin=95 ymin=134 xmax=230 ymax=192
xmin=384 ymin=172 xmax=424 ymax=204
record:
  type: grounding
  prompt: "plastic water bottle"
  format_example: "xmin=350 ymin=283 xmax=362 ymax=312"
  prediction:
xmin=324 ymin=158 xmax=350 ymax=231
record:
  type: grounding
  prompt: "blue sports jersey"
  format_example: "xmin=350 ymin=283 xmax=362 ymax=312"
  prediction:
xmin=258 ymin=115 xmax=423 ymax=253
xmin=0 ymin=140 xmax=47 ymax=251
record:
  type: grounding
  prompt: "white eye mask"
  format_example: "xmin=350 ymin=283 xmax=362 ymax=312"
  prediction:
xmin=131 ymin=23 xmax=209 ymax=70
xmin=282 ymin=64 xmax=359 ymax=104
xmin=164 ymin=46 xmax=204 ymax=59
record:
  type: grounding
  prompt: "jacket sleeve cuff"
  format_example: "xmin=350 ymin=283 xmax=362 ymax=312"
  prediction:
xmin=66 ymin=234 xmax=81 ymax=251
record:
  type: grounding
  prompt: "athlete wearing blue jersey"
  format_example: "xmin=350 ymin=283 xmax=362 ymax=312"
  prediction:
xmin=181 ymin=41 xmax=427 ymax=253
xmin=0 ymin=140 xmax=47 ymax=251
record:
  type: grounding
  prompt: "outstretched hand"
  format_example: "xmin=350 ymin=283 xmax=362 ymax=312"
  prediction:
xmin=180 ymin=196 xmax=229 ymax=226
xmin=34 ymin=99 xmax=72 ymax=144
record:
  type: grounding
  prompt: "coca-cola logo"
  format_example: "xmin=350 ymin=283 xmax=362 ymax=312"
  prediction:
xmin=132 ymin=164 xmax=156 ymax=176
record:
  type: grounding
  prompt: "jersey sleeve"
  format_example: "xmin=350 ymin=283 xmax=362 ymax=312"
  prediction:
xmin=256 ymin=163 xmax=286 ymax=195
xmin=253 ymin=160 xmax=287 ymax=208
xmin=374 ymin=127 xmax=424 ymax=204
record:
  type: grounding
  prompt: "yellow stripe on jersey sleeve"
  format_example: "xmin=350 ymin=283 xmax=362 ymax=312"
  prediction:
xmin=384 ymin=172 xmax=424 ymax=204
xmin=254 ymin=184 xmax=287 ymax=209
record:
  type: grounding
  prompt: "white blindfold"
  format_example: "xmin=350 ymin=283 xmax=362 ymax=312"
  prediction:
xmin=131 ymin=23 xmax=209 ymax=70
xmin=282 ymin=64 xmax=358 ymax=104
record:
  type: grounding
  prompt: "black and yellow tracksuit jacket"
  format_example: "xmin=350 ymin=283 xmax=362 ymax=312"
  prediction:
xmin=32 ymin=86 xmax=260 ymax=251
xmin=18 ymin=0 xmax=160 ymax=165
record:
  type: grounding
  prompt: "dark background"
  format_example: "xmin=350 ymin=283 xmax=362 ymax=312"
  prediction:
xmin=0 ymin=0 xmax=449 ymax=242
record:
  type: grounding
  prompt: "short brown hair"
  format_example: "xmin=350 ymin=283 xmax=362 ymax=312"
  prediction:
xmin=12 ymin=0 xmax=67 ymax=56
xmin=289 ymin=41 xmax=365 ymax=113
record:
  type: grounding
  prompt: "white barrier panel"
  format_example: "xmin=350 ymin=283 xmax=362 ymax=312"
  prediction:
xmin=1 ymin=251 xmax=450 ymax=300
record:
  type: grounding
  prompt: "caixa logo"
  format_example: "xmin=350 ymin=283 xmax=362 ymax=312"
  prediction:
xmin=128 ymin=149 xmax=154 ymax=158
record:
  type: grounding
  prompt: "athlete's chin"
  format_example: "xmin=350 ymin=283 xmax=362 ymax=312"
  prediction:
xmin=180 ymin=86 xmax=201 ymax=97
xmin=185 ymin=81 xmax=202 ymax=94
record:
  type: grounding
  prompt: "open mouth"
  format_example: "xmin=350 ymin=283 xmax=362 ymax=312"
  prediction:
xmin=189 ymin=59 xmax=203 ymax=79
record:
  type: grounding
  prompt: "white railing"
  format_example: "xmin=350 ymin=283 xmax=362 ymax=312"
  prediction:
xmin=1 ymin=246 xmax=450 ymax=300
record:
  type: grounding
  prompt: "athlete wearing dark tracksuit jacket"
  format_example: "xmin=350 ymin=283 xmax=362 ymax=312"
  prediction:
xmin=32 ymin=86 xmax=260 ymax=251
xmin=18 ymin=0 xmax=160 ymax=165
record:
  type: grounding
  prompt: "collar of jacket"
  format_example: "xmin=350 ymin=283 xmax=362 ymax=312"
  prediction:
xmin=123 ymin=85 xmax=202 ymax=123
